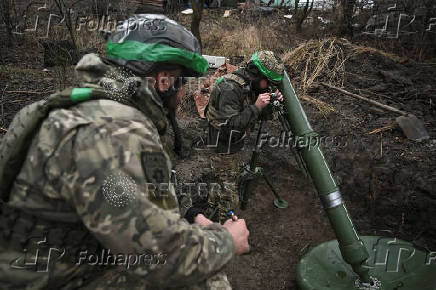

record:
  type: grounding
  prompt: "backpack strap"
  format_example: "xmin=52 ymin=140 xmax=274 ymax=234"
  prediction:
xmin=216 ymin=73 xmax=246 ymax=87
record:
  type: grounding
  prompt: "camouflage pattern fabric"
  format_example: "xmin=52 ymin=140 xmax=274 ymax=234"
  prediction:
xmin=161 ymin=120 xmax=193 ymax=219
xmin=203 ymin=50 xmax=284 ymax=224
xmin=0 ymin=54 xmax=235 ymax=289
xmin=205 ymin=154 xmax=244 ymax=223
xmin=205 ymin=68 xmax=260 ymax=154
xmin=254 ymin=50 xmax=285 ymax=84
xmin=204 ymin=68 xmax=260 ymax=221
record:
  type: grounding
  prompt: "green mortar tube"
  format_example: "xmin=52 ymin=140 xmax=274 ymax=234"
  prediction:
xmin=279 ymin=71 xmax=371 ymax=282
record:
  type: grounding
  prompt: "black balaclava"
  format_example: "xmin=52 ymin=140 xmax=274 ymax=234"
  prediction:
xmin=158 ymin=85 xmax=179 ymax=106
xmin=157 ymin=75 xmax=184 ymax=109
xmin=246 ymin=61 xmax=270 ymax=95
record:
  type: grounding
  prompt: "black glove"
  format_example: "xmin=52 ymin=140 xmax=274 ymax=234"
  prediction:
xmin=184 ymin=207 xmax=204 ymax=224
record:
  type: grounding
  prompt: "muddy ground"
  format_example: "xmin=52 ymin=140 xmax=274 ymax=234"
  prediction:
xmin=174 ymin=42 xmax=436 ymax=289
xmin=1 ymin=16 xmax=436 ymax=290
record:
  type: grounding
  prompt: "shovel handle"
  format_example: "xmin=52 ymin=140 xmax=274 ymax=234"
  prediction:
xmin=320 ymin=82 xmax=408 ymax=116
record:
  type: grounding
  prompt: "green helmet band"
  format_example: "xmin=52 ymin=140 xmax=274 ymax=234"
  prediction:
xmin=251 ymin=52 xmax=283 ymax=82
xmin=107 ymin=40 xmax=209 ymax=75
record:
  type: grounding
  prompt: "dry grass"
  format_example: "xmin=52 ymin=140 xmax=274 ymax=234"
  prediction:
xmin=75 ymin=29 xmax=106 ymax=54
xmin=281 ymin=38 xmax=347 ymax=114
xmin=299 ymin=94 xmax=336 ymax=115
xmin=282 ymin=37 xmax=347 ymax=93
xmin=344 ymin=41 xmax=403 ymax=63
xmin=46 ymin=24 xmax=106 ymax=53
xmin=282 ymin=37 xmax=404 ymax=93
xmin=196 ymin=10 xmax=296 ymax=60
xmin=280 ymin=37 xmax=404 ymax=115
xmin=202 ymin=23 xmax=281 ymax=59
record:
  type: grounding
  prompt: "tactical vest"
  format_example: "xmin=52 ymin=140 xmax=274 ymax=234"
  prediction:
xmin=205 ymin=73 xmax=253 ymax=153
xmin=206 ymin=73 xmax=252 ymax=129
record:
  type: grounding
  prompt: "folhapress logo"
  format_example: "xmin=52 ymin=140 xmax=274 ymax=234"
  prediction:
xmin=10 ymin=236 xmax=65 ymax=272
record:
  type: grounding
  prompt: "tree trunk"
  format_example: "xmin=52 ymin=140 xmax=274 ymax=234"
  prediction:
xmin=1 ymin=0 xmax=13 ymax=45
xmin=53 ymin=0 xmax=79 ymax=63
xmin=340 ymin=0 xmax=356 ymax=38
xmin=190 ymin=0 xmax=204 ymax=49
xmin=295 ymin=0 xmax=313 ymax=33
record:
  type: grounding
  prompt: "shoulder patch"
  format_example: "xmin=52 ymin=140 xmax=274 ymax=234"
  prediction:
xmin=102 ymin=171 xmax=137 ymax=208
xmin=141 ymin=152 xmax=169 ymax=185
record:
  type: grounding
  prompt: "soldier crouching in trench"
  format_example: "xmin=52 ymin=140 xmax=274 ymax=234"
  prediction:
xmin=204 ymin=51 xmax=285 ymax=222
xmin=0 ymin=15 xmax=249 ymax=289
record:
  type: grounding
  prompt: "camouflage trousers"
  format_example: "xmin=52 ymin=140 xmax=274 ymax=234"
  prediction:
xmin=81 ymin=269 xmax=231 ymax=290
xmin=205 ymin=153 xmax=244 ymax=223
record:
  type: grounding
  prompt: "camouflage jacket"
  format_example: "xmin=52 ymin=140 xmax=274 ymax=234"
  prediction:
xmin=0 ymin=54 xmax=235 ymax=289
xmin=205 ymin=68 xmax=260 ymax=153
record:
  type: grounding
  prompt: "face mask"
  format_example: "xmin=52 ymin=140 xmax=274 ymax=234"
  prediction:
xmin=158 ymin=86 xmax=178 ymax=108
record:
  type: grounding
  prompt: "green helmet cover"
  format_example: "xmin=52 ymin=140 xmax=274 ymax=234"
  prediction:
xmin=106 ymin=15 xmax=209 ymax=76
xmin=251 ymin=51 xmax=284 ymax=82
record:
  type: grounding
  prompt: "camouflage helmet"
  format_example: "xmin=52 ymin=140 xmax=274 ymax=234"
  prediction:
xmin=250 ymin=50 xmax=284 ymax=84
xmin=105 ymin=14 xmax=209 ymax=77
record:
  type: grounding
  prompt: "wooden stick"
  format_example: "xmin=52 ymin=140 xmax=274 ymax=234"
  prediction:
xmin=320 ymin=82 xmax=408 ymax=116
xmin=357 ymin=88 xmax=397 ymax=102
xmin=368 ymin=123 xmax=396 ymax=135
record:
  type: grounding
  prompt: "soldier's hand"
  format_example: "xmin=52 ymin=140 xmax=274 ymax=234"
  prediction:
xmin=274 ymin=90 xmax=284 ymax=102
xmin=223 ymin=218 xmax=250 ymax=255
xmin=194 ymin=214 xmax=214 ymax=227
xmin=255 ymin=93 xmax=271 ymax=111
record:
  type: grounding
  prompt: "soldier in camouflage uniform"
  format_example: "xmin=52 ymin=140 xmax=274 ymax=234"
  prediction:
xmin=205 ymin=51 xmax=285 ymax=154
xmin=0 ymin=15 xmax=249 ymax=289
xmin=204 ymin=51 xmax=285 ymax=222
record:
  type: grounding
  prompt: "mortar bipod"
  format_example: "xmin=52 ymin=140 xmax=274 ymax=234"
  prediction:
xmin=238 ymin=120 xmax=289 ymax=210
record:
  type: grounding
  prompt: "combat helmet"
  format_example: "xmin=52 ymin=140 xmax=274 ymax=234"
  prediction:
xmin=250 ymin=50 xmax=284 ymax=84
xmin=105 ymin=14 xmax=209 ymax=77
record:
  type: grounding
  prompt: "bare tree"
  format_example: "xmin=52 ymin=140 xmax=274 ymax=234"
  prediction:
xmin=166 ymin=0 xmax=184 ymax=13
xmin=93 ymin=0 xmax=112 ymax=19
xmin=52 ymin=0 xmax=83 ymax=54
xmin=294 ymin=0 xmax=314 ymax=33
xmin=190 ymin=0 xmax=204 ymax=48
xmin=1 ymin=0 xmax=13 ymax=44
xmin=340 ymin=0 xmax=356 ymax=37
